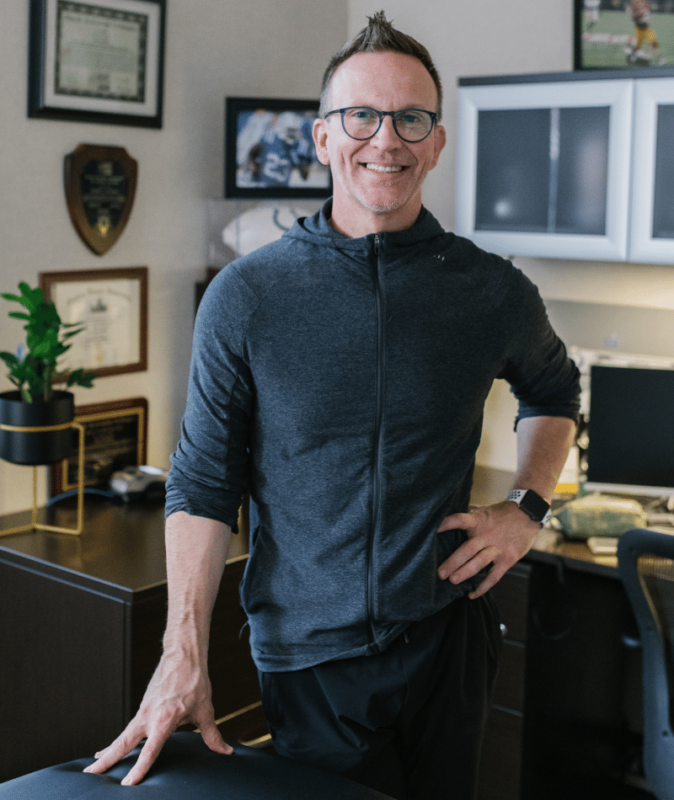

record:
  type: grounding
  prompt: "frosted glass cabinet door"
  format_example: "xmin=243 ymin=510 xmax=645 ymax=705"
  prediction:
xmin=474 ymin=108 xmax=551 ymax=233
xmin=630 ymin=78 xmax=674 ymax=264
xmin=456 ymin=79 xmax=633 ymax=260
xmin=474 ymin=106 xmax=610 ymax=236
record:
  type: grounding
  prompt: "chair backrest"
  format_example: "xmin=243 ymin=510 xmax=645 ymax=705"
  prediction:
xmin=618 ymin=528 xmax=674 ymax=800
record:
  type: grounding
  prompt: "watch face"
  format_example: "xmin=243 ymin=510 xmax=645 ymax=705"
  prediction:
xmin=521 ymin=490 xmax=550 ymax=522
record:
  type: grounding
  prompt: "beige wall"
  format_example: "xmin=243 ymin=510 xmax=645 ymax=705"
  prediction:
xmin=3 ymin=1 xmax=674 ymax=514
xmin=0 ymin=1 xmax=347 ymax=514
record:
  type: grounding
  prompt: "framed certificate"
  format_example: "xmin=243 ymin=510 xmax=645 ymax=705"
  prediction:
xmin=49 ymin=396 xmax=148 ymax=495
xmin=39 ymin=266 xmax=148 ymax=379
xmin=28 ymin=0 xmax=166 ymax=127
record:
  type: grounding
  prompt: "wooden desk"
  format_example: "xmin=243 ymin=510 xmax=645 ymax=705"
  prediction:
xmin=0 ymin=498 xmax=265 ymax=783
xmin=0 ymin=491 xmax=654 ymax=797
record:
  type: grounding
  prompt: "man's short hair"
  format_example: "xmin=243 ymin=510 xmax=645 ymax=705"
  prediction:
xmin=319 ymin=11 xmax=443 ymax=121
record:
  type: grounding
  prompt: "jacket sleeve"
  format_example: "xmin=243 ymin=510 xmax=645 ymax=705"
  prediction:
xmin=497 ymin=267 xmax=581 ymax=430
xmin=164 ymin=268 xmax=255 ymax=529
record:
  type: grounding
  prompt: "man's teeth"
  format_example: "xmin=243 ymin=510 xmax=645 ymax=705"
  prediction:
xmin=365 ymin=164 xmax=403 ymax=173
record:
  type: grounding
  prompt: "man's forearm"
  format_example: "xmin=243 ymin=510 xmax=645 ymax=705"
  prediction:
xmin=163 ymin=511 xmax=232 ymax=661
xmin=513 ymin=415 xmax=577 ymax=501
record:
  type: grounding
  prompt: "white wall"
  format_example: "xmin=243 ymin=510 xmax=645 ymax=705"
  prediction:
xmin=347 ymin=1 xmax=674 ymax=474
xmin=0 ymin=1 xmax=347 ymax=515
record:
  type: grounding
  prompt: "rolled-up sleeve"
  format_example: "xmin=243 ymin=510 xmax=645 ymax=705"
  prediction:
xmin=164 ymin=269 xmax=255 ymax=529
xmin=498 ymin=270 xmax=581 ymax=430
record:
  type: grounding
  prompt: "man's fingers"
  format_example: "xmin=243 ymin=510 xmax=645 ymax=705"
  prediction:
xmin=468 ymin=563 xmax=506 ymax=599
xmin=120 ymin=735 xmax=170 ymax=786
xmin=199 ymin=718 xmax=234 ymax=756
xmin=440 ymin=547 xmax=497 ymax=584
xmin=436 ymin=512 xmax=471 ymax=533
xmin=437 ymin=537 xmax=482 ymax=581
xmin=84 ymin=730 xmax=144 ymax=776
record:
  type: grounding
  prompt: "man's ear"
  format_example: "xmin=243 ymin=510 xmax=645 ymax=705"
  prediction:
xmin=429 ymin=124 xmax=447 ymax=171
xmin=313 ymin=118 xmax=331 ymax=166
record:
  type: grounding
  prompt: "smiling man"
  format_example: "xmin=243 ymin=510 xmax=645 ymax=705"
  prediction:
xmin=85 ymin=12 xmax=580 ymax=800
xmin=313 ymin=49 xmax=446 ymax=234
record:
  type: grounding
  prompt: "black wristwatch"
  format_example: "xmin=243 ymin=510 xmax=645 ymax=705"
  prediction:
xmin=506 ymin=489 xmax=551 ymax=527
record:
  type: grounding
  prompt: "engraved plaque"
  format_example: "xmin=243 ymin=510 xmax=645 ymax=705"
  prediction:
xmin=64 ymin=144 xmax=138 ymax=255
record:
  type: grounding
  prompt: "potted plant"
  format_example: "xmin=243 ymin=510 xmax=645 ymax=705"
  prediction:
xmin=0 ymin=282 xmax=96 ymax=465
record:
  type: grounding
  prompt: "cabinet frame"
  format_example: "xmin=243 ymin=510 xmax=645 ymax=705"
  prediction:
xmin=455 ymin=80 xmax=633 ymax=261
xmin=629 ymin=77 xmax=674 ymax=264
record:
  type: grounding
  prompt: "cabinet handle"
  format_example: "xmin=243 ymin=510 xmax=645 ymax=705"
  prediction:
xmin=500 ymin=623 xmax=508 ymax=638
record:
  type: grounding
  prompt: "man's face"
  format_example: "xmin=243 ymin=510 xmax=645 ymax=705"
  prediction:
xmin=313 ymin=51 xmax=446 ymax=236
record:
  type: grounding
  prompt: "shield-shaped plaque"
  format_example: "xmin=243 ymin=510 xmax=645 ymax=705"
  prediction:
xmin=64 ymin=144 xmax=138 ymax=256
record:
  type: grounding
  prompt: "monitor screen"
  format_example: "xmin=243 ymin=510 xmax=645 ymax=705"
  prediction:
xmin=585 ymin=364 xmax=674 ymax=497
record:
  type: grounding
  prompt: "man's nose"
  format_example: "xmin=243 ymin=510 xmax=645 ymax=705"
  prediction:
xmin=370 ymin=115 xmax=402 ymax=146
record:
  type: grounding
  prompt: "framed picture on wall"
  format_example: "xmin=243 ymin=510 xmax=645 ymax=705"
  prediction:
xmin=28 ymin=0 xmax=166 ymax=127
xmin=39 ymin=266 xmax=148 ymax=379
xmin=574 ymin=0 xmax=674 ymax=70
xmin=225 ymin=97 xmax=332 ymax=199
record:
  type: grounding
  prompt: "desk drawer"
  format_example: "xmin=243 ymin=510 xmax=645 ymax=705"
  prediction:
xmin=478 ymin=708 xmax=522 ymax=800
xmin=493 ymin=640 xmax=526 ymax=712
xmin=490 ymin=563 xmax=531 ymax=643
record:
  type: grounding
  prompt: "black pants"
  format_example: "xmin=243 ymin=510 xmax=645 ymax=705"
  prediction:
xmin=258 ymin=594 xmax=502 ymax=800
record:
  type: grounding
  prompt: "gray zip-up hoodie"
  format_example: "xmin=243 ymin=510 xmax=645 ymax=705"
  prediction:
xmin=166 ymin=201 xmax=580 ymax=672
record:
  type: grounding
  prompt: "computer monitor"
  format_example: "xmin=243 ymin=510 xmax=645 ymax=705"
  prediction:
xmin=584 ymin=363 xmax=674 ymax=498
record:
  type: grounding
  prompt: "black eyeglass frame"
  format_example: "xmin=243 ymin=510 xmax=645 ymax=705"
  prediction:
xmin=323 ymin=107 xmax=438 ymax=143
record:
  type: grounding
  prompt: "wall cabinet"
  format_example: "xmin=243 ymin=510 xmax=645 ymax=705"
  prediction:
xmin=455 ymin=69 xmax=674 ymax=264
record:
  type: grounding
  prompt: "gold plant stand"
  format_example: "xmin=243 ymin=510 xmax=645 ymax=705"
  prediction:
xmin=0 ymin=421 xmax=85 ymax=537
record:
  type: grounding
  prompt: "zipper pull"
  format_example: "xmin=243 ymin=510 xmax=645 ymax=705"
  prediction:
xmin=374 ymin=233 xmax=381 ymax=255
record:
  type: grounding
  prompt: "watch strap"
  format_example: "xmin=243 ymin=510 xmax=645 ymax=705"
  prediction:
xmin=507 ymin=489 xmax=552 ymax=527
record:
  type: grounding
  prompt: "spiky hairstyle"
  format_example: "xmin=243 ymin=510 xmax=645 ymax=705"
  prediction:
xmin=319 ymin=11 xmax=443 ymax=121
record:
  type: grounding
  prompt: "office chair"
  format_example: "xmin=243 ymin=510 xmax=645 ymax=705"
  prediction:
xmin=0 ymin=732 xmax=394 ymax=800
xmin=618 ymin=528 xmax=674 ymax=800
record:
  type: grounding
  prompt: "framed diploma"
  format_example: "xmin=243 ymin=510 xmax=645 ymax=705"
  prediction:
xmin=28 ymin=0 xmax=166 ymax=128
xmin=50 ymin=396 xmax=148 ymax=495
xmin=39 ymin=266 xmax=148 ymax=378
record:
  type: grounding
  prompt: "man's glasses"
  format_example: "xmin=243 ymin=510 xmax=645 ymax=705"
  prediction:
xmin=324 ymin=107 xmax=437 ymax=143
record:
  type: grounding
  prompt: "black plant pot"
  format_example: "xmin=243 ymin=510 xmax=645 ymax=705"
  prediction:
xmin=0 ymin=390 xmax=75 ymax=466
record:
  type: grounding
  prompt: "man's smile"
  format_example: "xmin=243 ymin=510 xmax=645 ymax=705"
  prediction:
xmin=364 ymin=163 xmax=405 ymax=173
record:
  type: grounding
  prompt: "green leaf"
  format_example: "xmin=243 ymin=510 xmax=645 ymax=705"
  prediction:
xmin=68 ymin=369 xmax=96 ymax=389
xmin=18 ymin=282 xmax=43 ymax=311
xmin=2 ymin=281 xmax=96 ymax=399
xmin=62 ymin=327 xmax=84 ymax=340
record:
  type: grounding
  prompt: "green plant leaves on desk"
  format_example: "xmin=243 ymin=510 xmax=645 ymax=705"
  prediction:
xmin=0 ymin=282 xmax=96 ymax=403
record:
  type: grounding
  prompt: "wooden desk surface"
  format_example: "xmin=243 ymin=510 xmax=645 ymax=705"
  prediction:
xmin=527 ymin=528 xmax=619 ymax=579
xmin=0 ymin=497 xmax=168 ymax=599
xmin=0 ymin=480 xmax=621 ymax=605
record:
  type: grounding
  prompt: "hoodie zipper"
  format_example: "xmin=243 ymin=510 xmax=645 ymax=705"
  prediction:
xmin=368 ymin=233 xmax=385 ymax=650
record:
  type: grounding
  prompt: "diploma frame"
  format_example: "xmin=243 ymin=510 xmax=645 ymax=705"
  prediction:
xmin=49 ymin=396 xmax=148 ymax=495
xmin=39 ymin=266 xmax=148 ymax=379
xmin=28 ymin=0 xmax=166 ymax=127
